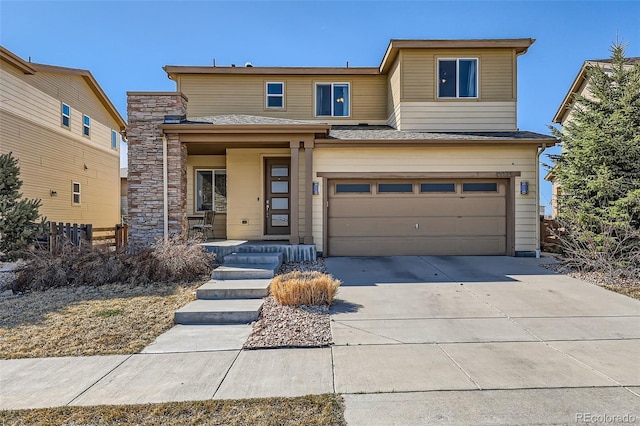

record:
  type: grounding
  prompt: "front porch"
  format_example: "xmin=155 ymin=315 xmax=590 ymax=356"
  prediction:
xmin=200 ymin=240 xmax=317 ymax=263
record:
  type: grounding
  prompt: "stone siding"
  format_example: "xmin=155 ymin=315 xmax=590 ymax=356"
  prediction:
xmin=126 ymin=92 xmax=187 ymax=248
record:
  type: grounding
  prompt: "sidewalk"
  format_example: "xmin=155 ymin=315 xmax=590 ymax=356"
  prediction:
xmin=2 ymin=256 xmax=639 ymax=425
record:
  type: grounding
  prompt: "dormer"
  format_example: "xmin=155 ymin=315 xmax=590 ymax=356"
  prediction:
xmin=381 ymin=39 xmax=535 ymax=131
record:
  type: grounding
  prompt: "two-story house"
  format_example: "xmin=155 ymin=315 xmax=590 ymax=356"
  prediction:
xmin=0 ymin=46 xmax=126 ymax=228
xmin=127 ymin=38 xmax=556 ymax=257
xmin=548 ymin=56 xmax=640 ymax=218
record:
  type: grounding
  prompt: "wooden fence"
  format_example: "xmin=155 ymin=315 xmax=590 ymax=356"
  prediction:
xmin=47 ymin=222 xmax=128 ymax=254
xmin=540 ymin=217 xmax=561 ymax=252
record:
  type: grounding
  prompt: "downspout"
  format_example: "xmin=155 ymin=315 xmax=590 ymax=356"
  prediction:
xmin=162 ymin=134 xmax=169 ymax=242
xmin=535 ymin=143 xmax=548 ymax=258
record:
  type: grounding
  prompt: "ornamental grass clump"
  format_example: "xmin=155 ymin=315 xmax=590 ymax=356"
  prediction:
xmin=270 ymin=271 xmax=341 ymax=306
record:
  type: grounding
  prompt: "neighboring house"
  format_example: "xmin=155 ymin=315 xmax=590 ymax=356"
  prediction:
xmin=127 ymin=38 xmax=556 ymax=256
xmin=549 ymin=57 xmax=640 ymax=218
xmin=0 ymin=46 xmax=126 ymax=228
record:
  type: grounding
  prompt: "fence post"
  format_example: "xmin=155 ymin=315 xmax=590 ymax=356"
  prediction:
xmin=85 ymin=224 xmax=93 ymax=248
xmin=49 ymin=221 xmax=56 ymax=254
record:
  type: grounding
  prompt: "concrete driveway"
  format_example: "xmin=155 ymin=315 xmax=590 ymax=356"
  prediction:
xmin=326 ymin=256 xmax=640 ymax=425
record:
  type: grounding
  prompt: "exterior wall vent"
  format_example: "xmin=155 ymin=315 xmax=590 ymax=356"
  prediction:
xmin=163 ymin=115 xmax=185 ymax=124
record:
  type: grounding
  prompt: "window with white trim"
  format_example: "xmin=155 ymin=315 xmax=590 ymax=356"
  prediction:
xmin=438 ymin=58 xmax=478 ymax=98
xmin=72 ymin=182 xmax=81 ymax=205
xmin=315 ymin=83 xmax=350 ymax=117
xmin=196 ymin=169 xmax=227 ymax=212
xmin=266 ymin=82 xmax=284 ymax=108
xmin=61 ymin=103 xmax=70 ymax=128
xmin=82 ymin=114 xmax=91 ymax=137
xmin=111 ymin=130 xmax=118 ymax=149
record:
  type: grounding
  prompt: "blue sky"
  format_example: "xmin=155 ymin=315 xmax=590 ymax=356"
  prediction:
xmin=1 ymin=0 xmax=639 ymax=211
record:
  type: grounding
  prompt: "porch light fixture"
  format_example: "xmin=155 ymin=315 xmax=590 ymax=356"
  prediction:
xmin=313 ymin=181 xmax=320 ymax=195
xmin=520 ymin=181 xmax=529 ymax=195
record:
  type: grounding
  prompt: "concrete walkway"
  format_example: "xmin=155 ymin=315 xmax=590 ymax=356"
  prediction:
xmin=1 ymin=256 xmax=639 ymax=425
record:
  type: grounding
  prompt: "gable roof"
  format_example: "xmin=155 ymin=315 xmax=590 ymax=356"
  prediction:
xmin=552 ymin=57 xmax=640 ymax=124
xmin=0 ymin=46 xmax=126 ymax=130
xmin=0 ymin=45 xmax=37 ymax=74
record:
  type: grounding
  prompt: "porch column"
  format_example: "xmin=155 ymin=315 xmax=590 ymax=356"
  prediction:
xmin=289 ymin=141 xmax=300 ymax=245
xmin=303 ymin=140 xmax=314 ymax=244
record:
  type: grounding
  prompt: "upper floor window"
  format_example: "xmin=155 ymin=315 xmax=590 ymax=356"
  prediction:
xmin=61 ymin=103 xmax=70 ymax=128
xmin=316 ymin=83 xmax=350 ymax=117
xmin=111 ymin=130 xmax=118 ymax=150
xmin=266 ymin=82 xmax=284 ymax=109
xmin=438 ymin=59 xmax=478 ymax=98
xmin=82 ymin=114 xmax=91 ymax=137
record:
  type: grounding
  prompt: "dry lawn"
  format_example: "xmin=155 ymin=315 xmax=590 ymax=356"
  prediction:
xmin=271 ymin=271 xmax=340 ymax=306
xmin=0 ymin=282 xmax=199 ymax=359
xmin=0 ymin=394 xmax=346 ymax=426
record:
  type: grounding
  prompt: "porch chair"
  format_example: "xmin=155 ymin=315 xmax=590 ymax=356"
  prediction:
xmin=192 ymin=210 xmax=215 ymax=240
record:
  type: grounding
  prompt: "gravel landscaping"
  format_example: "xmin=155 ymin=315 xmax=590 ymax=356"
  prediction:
xmin=244 ymin=258 xmax=334 ymax=349
xmin=542 ymin=256 xmax=640 ymax=300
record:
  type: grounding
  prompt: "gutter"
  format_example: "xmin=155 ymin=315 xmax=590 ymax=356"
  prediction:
xmin=162 ymin=135 xmax=169 ymax=242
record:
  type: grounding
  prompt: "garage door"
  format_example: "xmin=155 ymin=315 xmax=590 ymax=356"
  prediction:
xmin=327 ymin=179 xmax=507 ymax=256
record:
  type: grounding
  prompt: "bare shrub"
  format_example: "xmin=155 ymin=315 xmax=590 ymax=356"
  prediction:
xmin=13 ymin=235 xmax=214 ymax=292
xmin=270 ymin=271 xmax=341 ymax=306
xmin=550 ymin=217 xmax=640 ymax=281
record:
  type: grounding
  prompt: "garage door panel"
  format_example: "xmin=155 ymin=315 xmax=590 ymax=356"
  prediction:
xmin=330 ymin=217 xmax=506 ymax=237
xmin=329 ymin=237 xmax=506 ymax=257
xmin=328 ymin=178 xmax=508 ymax=256
xmin=329 ymin=197 xmax=506 ymax=218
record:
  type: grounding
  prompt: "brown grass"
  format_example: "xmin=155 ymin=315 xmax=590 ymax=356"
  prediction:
xmin=604 ymin=285 xmax=640 ymax=300
xmin=270 ymin=271 xmax=341 ymax=306
xmin=0 ymin=282 xmax=199 ymax=359
xmin=0 ymin=394 xmax=346 ymax=426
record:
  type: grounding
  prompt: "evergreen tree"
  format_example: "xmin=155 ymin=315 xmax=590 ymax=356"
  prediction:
xmin=550 ymin=41 xmax=640 ymax=231
xmin=0 ymin=152 xmax=42 ymax=260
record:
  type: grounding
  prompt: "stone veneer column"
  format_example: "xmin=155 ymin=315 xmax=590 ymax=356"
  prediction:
xmin=126 ymin=92 xmax=188 ymax=249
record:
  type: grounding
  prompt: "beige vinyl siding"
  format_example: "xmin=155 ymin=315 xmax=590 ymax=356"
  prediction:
xmin=387 ymin=56 xmax=402 ymax=128
xmin=224 ymin=148 xmax=309 ymax=241
xmin=1 ymin=110 xmax=119 ymax=227
xmin=186 ymin=155 xmax=227 ymax=238
xmin=398 ymin=101 xmax=517 ymax=131
xmin=0 ymin=61 xmax=121 ymax=154
xmin=312 ymin=145 xmax=538 ymax=253
xmin=178 ymin=74 xmax=388 ymax=123
xmin=400 ymin=48 xmax=515 ymax=102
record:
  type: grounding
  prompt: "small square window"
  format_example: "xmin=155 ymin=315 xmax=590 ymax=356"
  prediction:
xmin=316 ymin=83 xmax=350 ymax=117
xmin=266 ymin=82 xmax=284 ymax=109
xmin=438 ymin=59 xmax=478 ymax=98
xmin=72 ymin=182 xmax=81 ymax=205
xmin=195 ymin=169 xmax=227 ymax=212
xmin=111 ymin=130 xmax=118 ymax=149
xmin=83 ymin=115 xmax=91 ymax=137
xmin=61 ymin=103 xmax=70 ymax=128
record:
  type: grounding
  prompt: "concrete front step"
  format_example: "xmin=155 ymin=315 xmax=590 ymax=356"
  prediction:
xmin=174 ymin=299 xmax=263 ymax=324
xmin=196 ymin=279 xmax=271 ymax=300
xmin=212 ymin=263 xmax=280 ymax=280
xmin=223 ymin=252 xmax=283 ymax=265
